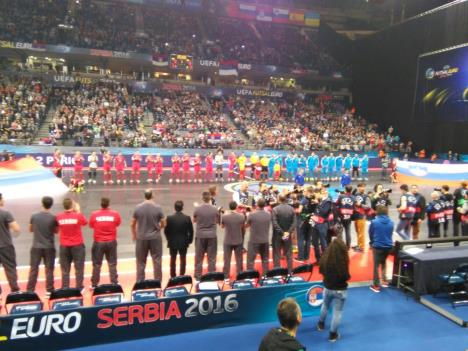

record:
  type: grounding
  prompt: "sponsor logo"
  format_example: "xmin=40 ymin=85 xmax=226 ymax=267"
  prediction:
xmin=425 ymin=65 xmax=459 ymax=80
xmin=97 ymin=301 xmax=182 ymax=328
xmin=10 ymin=312 xmax=82 ymax=340
xmin=238 ymin=63 xmax=252 ymax=70
xmin=199 ymin=60 xmax=219 ymax=67
xmin=113 ymin=51 xmax=130 ymax=59
xmin=236 ymin=89 xmax=283 ymax=98
xmin=306 ymin=286 xmax=324 ymax=307
xmin=53 ymin=75 xmax=93 ymax=85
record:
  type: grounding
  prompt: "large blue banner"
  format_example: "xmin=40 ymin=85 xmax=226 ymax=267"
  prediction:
xmin=0 ymin=283 xmax=322 ymax=351
xmin=414 ymin=43 xmax=468 ymax=123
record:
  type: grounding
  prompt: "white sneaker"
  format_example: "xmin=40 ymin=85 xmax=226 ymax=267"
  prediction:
xmin=137 ymin=180 xmax=140 ymax=184
xmin=123 ymin=180 xmax=126 ymax=184
xmin=176 ymin=179 xmax=180 ymax=183
xmin=147 ymin=179 xmax=151 ymax=183
xmin=93 ymin=180 xmax=97 ymax=184
xmin=169 ymin=179 xmax=173 ymax=183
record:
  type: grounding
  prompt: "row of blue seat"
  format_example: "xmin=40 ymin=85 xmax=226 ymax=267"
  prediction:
xmin=3 ymin=264 xmax=314 ymax=315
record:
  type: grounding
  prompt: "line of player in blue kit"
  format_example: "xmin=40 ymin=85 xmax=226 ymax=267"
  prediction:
xmin=281 ymin=152 xmax=370 ymax=184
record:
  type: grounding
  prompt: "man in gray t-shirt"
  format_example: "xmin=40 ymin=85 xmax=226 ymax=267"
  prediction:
xmin=193 ymin=191 xmax=219 ymax=280
xmin=0 ymin=193 xmax=20 ymax=295
xmin=27 ymin=196 xmax=58 ymax=293
xmin=246 ymin=198 xmax=272 ymax=275
xmin=131 ymin=190 xmax=166 ymax=281
xmin=221 ymin=201 xmax=245 ymax=280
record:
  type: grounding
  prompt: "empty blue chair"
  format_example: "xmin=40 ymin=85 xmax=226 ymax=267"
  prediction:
xmin=232 ymin=270 xmax=260 ymax=290
xmin=164 ymin=275 xmax=192 ymax=297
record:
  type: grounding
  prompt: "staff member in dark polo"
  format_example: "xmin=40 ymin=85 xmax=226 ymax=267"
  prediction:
xmin=221 ymin=201 xmax=245 ymax=282
xmin=131 ymin=189 xmax=165 ymax=282
xmin=27 ymin=196 xmax=57 ymax=294
xmin=56 ymin=198 xmax=87 ymax=290
xmin=89 ymin=197 xmax=122 ymax=288
xmin=0 ymin=193 xmax=20 ymax=297
xmin=272 ymin=194 xmax=296 ymax=272
xmin=246 ymin=198 xmax=271 ymax=276
xmin=193 ymin=191 xmax=219 ymax=281
xmin=164 ymin=200 xmax=194 ymax=278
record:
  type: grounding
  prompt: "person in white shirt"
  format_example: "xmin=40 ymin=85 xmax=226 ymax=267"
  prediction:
xmin=214 ymin=151 xmax=224 ymax=182
xmin=88 ymin=152 xmax=98 ymax=184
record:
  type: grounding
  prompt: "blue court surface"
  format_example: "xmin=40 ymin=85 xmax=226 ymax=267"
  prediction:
xmin=69 ymin=286 xmax=468 ymax=351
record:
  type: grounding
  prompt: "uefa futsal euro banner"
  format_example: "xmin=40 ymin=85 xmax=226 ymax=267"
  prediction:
xmin=396 ymin=160 xmax=468 ymax=186
xmin=0 ymin=283 xmax=322 ymax=351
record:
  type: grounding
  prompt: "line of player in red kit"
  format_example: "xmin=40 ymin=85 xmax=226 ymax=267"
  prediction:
xmin=60 ymin=150 xmax=239 ymax=185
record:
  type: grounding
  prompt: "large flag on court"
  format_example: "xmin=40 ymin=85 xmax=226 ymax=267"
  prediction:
xmin=0 ymin=157 xmax=68 ymax=199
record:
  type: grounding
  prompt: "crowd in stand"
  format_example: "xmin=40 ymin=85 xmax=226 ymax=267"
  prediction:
xmin=0 ymin=76 xmax=413 ymax=152
xmin=0 ymin=0 xmax=344 ymax=75
xmin=144 ymin=8 xmax=203 ymax=56
xmin=0 ymin=76 xmax=48 ymax=144
xmin=228 ymin=96 xmax=402 ymax=152
xmin=70 ymin=0 xmax=140 ymax=53
xmin=151 ymin=92 xmax=241 ymax=149
xmin=49 ymin=83 xmax=149 ymax=148
xmin=0 ymin=0 xmax=67 ymax=44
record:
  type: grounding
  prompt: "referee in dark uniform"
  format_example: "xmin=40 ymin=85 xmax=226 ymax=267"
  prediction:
xmin=27 ymin=196 xmax=57 ymax=294
xmin=0 ymin=193 xmax=20 ymax=297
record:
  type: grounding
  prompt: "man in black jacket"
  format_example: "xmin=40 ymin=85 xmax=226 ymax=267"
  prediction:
xmin=259 ymin=298 xmax=305 ymax=351
xmin=272 ymin=195 xmax=296 ymax=272
xmin=410 ymin=185 xmax=426 ymax=240
xmin=453 ymin=182 xmax=467 ymax=237
xmin=164 ymin=201 xmax=194 ymax=278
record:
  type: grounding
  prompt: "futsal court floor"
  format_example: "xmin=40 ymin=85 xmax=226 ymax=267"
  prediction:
xmin=0 ymin=170 xmax=453 ymax=306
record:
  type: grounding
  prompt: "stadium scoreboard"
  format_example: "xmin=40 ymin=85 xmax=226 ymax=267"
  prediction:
xmin=170 ymin=54 xmax=193 ymax=71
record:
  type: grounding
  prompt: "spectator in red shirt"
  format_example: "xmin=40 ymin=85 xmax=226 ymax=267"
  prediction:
xmin=56 ymin=198 xmax=87 ymax=291
xmin=89 ymin=198 xmax=122 ymax=288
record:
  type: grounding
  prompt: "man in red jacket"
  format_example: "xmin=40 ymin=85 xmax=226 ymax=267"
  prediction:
xmin=89 ymin=197 xmax=122 ymax=288
xmin=56 ymin=198 xmax=87 ymax=290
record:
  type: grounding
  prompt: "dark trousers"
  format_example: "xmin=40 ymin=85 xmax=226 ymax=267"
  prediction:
xmin=223 ymin=244 xmax=243 ymax=279
xmin=27 ymin=247 xmax=55 ymax=292
xmin=88 ymin=169 xmax=97 ymax=180
xmin=428 ymin=221 xmax=441 ymax=238
xmin=0 ymin=245 xmax=19 ymax=294
xmin=194 ymin=237 xmax=217 ymax=280
xmin=60 ymin=244 xmax=85 ymax=290
xmin=272 ymin=234 xmax=292 ymax=272
xmin=352 ymin=166 xmax=359 ymax=178
xmin=297 ymin=223 xmax=312 ymax=260
xmin=453 ymin=214 xmax=462 ymax=237
xmin=169 ymin=247 xmax=187 ymax=278
xmin=372 ymin=248 xmax=391 ymax=286
xmin=91 ymin=241 xmax=118 ymax=286
xmin=136 ymin=237 xmax=162 ymax=282
xmin=342 ymin=220 xmax=352 ymax=249
xmin=312 ymin=223 xmax=328 ymax=262
xmin=247 ymin=242 xmax=269 ymax=275
xmin=443 ymin=220 xmax=451 ymax=237
xmin=463 ymin=222 xmax=468 ymax=236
